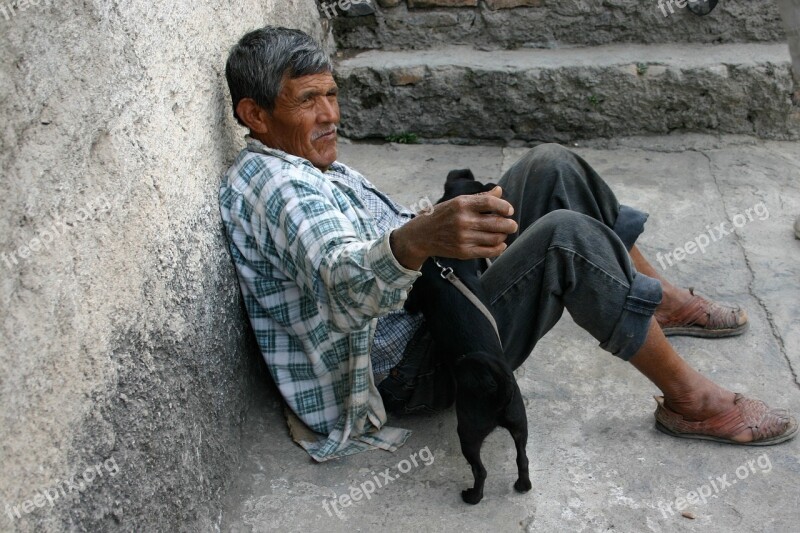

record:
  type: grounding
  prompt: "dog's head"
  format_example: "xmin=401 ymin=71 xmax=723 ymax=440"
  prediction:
xmin=439 ymin=169 xmax=498 ymax=204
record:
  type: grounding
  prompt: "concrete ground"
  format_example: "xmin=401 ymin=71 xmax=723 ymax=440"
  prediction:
xmin=220 ymin=135 xmax=800 ymax=533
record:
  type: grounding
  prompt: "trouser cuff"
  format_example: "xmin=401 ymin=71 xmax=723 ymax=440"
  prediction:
xmin=613 ymin=205 xmax=649 ymax=251
xmin=600 ymin=272 xmax=663 ymax=361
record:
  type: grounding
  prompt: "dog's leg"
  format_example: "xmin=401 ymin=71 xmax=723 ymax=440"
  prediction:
xmin=459 ymin=438 xmax=487 ymax=505
xmin=512 ymin=426 xmax=531 ymax=493
xmin=505 ymin=390 xmax=532 ymax=493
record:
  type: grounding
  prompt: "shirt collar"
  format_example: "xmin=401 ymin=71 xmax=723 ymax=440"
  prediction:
xmin=244 ymin=136 xmax=314 ymax=168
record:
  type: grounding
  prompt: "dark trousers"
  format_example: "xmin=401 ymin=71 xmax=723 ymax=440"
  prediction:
xmin=379 ymin=144 xmax=663 ymax=414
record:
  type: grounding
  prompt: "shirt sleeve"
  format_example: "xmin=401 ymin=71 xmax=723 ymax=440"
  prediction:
xmin=253 ymin=166 xmax=421 ymax=333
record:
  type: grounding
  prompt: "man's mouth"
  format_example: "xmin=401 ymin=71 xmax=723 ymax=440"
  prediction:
xmin=312 ymin=126 xmax=337 ymax=141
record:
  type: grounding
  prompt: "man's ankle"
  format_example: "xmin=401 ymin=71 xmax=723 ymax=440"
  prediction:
xmin=655 ymin=285 xmax=691 ymax=316
xmin=664 ymin=385 xmax=735 ymax=421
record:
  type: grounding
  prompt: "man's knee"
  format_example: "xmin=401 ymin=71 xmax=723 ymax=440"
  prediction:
xmin=533 ymin=209 xmax=594 ymax=237
xmin=531 ymin=142 xmax=572 ymax=158
xmin=517 ymin=143 xmax=573 ymax=167
xmin=505 ymin=143 xmax=579 ymax=190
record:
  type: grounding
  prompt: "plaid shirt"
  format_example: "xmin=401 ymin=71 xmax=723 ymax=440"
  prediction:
xmin=219 ymin=137 xmax=421 ymax=461
xmin=328 ymin=167 xmax=426 ymax=377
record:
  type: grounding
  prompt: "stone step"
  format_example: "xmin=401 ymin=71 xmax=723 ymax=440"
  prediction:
xmin=334 ymin=43 xmax=800 ymax=143
xmin=331 ymin=0 xmax=786 ymax=51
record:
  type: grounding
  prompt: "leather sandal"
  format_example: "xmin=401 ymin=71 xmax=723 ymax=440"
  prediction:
xmin=656 ymin=288 xmax=748 ymax=338
xmin=654 ymin=394 xmax=798 ymax=446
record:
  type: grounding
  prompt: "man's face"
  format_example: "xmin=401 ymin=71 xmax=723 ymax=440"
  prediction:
xmin=261 ymin=72 xmax=340 ymax=171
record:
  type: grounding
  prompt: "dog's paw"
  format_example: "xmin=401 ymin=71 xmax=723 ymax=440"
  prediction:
xmin=514 ymin=477 xmax=532 ymax=493
xmin=461 ymin=488 xmax=483 ymax=505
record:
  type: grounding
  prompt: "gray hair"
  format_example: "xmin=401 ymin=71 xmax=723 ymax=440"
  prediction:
xmin=225 ymin=26 xmax=332 ymax=125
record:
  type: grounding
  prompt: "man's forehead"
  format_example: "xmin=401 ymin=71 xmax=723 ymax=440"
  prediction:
xmin=282 ymin=72 xmax=337 ymax=95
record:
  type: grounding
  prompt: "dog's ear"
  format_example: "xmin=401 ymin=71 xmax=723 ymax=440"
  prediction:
xmin=446 ymin=169 xmax=476 ymax=183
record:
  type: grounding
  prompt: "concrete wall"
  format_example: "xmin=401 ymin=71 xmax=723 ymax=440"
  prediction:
xmin=0 ymin=1 xmax=328 ymax=531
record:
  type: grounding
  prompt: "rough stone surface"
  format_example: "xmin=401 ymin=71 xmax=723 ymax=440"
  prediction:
xmin=221 ymin=136 xmax=800 ymax=532
xmin=408 ymin=0 xmax=478 ymax=8
xmin=485 ymin=0 xmax=543 ymax=10
xmin=332 ymin=0 xmax=786 ymax=51
xmin=335 ymin=44 xmax=799 ymax=143
xmin=389 ymin=66 xmax=428 ymax=86
xmin=0 ymin=2 xmax=326 ymax=532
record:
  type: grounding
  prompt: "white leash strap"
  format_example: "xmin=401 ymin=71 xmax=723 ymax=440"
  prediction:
xmin=433 ymin=258 xmax=503 ymax=349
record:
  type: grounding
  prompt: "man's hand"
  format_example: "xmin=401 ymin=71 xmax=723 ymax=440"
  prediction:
xmin=390 ymin=186 xmax=518 ymax=271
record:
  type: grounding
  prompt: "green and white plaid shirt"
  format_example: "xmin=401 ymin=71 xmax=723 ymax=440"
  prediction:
xmin=219 ymin=137 xmax=420 ymax=461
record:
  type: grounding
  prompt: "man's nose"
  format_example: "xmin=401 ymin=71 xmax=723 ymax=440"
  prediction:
xmin=317 ymin=96 xmax=340 ymax=124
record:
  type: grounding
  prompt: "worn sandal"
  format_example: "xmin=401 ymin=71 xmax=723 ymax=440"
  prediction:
xmin=654 ymin=394 xmax=798 ymax=446
xmin=656 ymin=288 xmax=748 ymax=338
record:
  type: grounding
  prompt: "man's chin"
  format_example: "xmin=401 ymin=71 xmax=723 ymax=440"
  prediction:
xmin=310 ymin=142 xmax=337 ymax=170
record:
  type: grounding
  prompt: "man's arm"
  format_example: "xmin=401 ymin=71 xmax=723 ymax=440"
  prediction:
xmin=254 ymin=170 xmax=421 ymax=333
xmin=390 ymin=187 xmax=518 ymax=270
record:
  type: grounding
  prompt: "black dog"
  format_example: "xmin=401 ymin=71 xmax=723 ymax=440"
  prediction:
xmin=404 ymin=169 xmax=531 ymax=505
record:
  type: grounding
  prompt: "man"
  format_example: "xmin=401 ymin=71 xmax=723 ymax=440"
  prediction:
xmin=219 ymin=27 xmax=797 ymax=461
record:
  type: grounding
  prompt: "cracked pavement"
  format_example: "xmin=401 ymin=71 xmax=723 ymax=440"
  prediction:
xmin=221 ymin=135 xmax=800 ymax=533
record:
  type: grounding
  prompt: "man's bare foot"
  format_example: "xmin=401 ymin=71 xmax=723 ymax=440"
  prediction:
xmin=656 ymin=285 xmax=700 ymax=321
xmin=660 ymin=371 xmax=734 ymax=415
xmin=663 ymin=385 xmax=732 ymax=419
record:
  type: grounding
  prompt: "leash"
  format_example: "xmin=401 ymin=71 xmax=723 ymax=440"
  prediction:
xmin=433 ymin=257 xmax=503 ymax=349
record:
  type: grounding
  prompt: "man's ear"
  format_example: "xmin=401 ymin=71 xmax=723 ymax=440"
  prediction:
xmin=235 ymin=98 xmax=271 ymax=134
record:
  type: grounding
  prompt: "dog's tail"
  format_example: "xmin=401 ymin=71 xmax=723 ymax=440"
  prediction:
xmin=455 ymin=352 xmax=515 ymax=408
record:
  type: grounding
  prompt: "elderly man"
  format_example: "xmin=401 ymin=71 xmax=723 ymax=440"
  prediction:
xmin=219 ymin=26 xmax=797 ymax=461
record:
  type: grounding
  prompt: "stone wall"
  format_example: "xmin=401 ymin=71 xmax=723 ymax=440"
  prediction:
xmin=0 ymin=1 xmax=327 ymax=531
xmin=333 ymin=0 xmax=785 ymax=50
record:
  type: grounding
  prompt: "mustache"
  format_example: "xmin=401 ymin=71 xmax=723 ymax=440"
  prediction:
xmin=311 ymin=126 xmax=337 ymax=141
